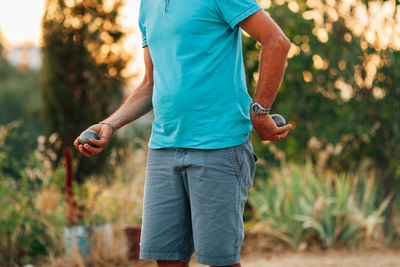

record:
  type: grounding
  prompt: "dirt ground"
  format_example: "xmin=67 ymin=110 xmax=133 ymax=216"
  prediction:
xmin=223 ymin=250 xmax=400 ymax=267
xmin=137 ymin=250 xmax=400 ymax=267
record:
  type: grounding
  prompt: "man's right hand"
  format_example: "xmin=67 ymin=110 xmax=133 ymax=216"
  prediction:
xmin=251 ymin=113 xmax=292 ymax=142
xmin=73 ymin=123 xmax=113 ymax=158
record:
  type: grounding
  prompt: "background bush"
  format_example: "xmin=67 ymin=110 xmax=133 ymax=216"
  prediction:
xmin=248 ymin=162 xmax=391 ymax=249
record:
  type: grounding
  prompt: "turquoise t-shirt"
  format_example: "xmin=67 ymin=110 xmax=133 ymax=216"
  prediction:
xmin=139 ymin=0 xmax=262 ymax=149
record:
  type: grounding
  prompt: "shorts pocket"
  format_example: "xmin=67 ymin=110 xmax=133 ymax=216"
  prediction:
xmin=252 ymin=152 xmax=258 ymax=163
xmin=228 ymin=147 xmax=241 ymax=179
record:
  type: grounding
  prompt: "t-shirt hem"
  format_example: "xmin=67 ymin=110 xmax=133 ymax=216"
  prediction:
xmin=148 ymin=134 xmax=251 ymax=150
xmin=229 ymin=5 xmax=263 ymax=29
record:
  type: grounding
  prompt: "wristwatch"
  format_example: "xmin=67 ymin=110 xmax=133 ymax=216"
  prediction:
xmin=250 ymin=102 xmax=271 ymax=115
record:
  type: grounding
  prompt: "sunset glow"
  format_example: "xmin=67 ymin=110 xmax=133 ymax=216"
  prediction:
xmin=0 ymin=0 xmax=144 ymax=81
xmin=0 ymin=0 xmax=46 ymax=45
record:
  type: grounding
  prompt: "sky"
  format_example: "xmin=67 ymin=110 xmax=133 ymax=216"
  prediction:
xmin=0 ymin=0 xmax=144 ymax=80
xmin=0 ymin=0 xmax=45 ymax=45
xmin=0 ymin=0 xmax=47 ymax=45
xmin=0 ymin=0 xmax=140 ymax=45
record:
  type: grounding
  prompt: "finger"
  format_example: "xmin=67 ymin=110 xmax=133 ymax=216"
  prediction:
xmin=90 ymin=138 xmax=108 ymax=147
xmin=277 ymin=124 xmax=292 ymax=134
xmin=83 ymin=144 xmax=103 ymax=155
xmin=272 ymin=126 xmax=291 ymax=142
xmin=279 ymin=129 xmax=290 ymax=139
xmin=78 ymin=144 xmax=92 ymax=158
xmin=268 ymin=134 xmax=281 ymax=142
xmin=73 ymin=139 xmax=79 ymax=150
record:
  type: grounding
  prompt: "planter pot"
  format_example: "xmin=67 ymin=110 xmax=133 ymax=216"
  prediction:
xmin=92 ymin=223 xmax=113 ymax=248
xmin=124 ymin=225 xmax=141 ymax=259
xmin=64 ymin=223 xmax=113 ymax=257
xmin=64 ymin=225 xmax=90 ymax=256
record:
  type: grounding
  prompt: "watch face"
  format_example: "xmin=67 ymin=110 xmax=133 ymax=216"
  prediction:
xmin=251 ymin=104 xmax=260 ymax=114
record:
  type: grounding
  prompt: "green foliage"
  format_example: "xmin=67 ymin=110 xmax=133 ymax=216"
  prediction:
xmin=41 ymin=0 xmax=130 ymax=183
xmin=0 ymin=122 xmax=23 ymax=178
xmin=0 ymin=178 xmax=54 ymax=265
xmin=249 ymin=162 xmax=391 ymax=248
xmin=0 ymin=124 xmax=62 ymax=266
xmin=0 ymin=59 xmax=41 ymax=127
xmin=0 ymin=42 xmax=43 ymax=169
xmin=243 ymin=0 xmax=400 ymax=231
xmin=0 ymin=123 xmax=144 ymax=264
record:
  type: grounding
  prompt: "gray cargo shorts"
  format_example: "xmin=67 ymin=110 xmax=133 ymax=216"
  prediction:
xmin=139 ymin=136 xmax=257 ymax=266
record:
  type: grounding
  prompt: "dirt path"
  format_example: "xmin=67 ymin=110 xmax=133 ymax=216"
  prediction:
xmin=187 ymin=250 xmax=400 ymax=267
xmin=138 ymin=250 xmax=400 ymax=267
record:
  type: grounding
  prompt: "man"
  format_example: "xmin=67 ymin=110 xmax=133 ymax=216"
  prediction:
xmin=74 ymin=0 xmax=292 ymax=266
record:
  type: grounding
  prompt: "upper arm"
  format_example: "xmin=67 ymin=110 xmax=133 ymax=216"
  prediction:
xmin=239 ymin=10 xmax=290 ymax=48
xmin=215 ymin=0 xmax=262 ymax=29
xmin=143 ymin=46 xmax=154 ymax=86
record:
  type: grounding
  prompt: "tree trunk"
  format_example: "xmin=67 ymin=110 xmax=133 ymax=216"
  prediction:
xmin=63 ymin=147 xmax=77 ymax=226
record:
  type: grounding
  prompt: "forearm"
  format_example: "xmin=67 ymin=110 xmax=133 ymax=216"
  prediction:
xmin=252 ymin=36 xmax=290 ymax=108
xmin=104 ymin=78 xmax=153 ymax=130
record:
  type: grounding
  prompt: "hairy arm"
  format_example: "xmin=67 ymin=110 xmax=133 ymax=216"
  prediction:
xmin=239 ymin=10 xmax=292 ymax=141
xmin=105 ymin=47 xmax=154 ymax=130
xmin=74 ymin=47 xmax=154 ymax=157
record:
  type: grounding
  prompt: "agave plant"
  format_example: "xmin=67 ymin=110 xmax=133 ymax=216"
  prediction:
xmin=248 ymin=162 xmax=391 ymax=249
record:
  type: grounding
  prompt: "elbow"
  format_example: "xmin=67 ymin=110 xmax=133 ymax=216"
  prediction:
xmin=147 ymin=80 xmax=154 ymax=88
xmin=279 ymin=35 xmax=291 ymax=54
xmin=143 ymin=76 xmax=154 ymax=88
xmin=261 ymin=33 xmax=291 ymax=55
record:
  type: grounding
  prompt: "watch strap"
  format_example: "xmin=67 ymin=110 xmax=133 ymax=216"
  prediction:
xmin=251 ymin=102 xmax=271 ymax=115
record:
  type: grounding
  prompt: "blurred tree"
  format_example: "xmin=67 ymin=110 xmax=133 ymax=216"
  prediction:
xmin=244 ymin=0 xmax=400 ymax=233
xmin=0 ymin=41 xmax=43 ymax=178
xmin=41 ymin=0 xmax=130 ymax=183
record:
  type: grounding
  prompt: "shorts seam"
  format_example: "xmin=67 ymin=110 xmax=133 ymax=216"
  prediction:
xmin=196 ymin=251 xmax=239 ymax=258
xmin=173 ymin=149 xmax=189 ymax=254
xmin=140 ymin=249 xmax=193 ymax=254
xmin=178 ymin=196 xmax=193 ymax=255
xmin=140 ymin=249 xmax=192 ymax=263
xmin=228 ymin=147 xmax=241 ymax=179
xmin=196 ymin=251 xmax=240 ymax=266
xmin=227 ymin=146 xmax=242 ymax=255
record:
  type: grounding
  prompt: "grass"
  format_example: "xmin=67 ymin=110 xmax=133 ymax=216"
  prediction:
xmin=0 ymin=132 xmax=147 ymax=266
xmin=1 ymin=125 xmax=398 ymax=265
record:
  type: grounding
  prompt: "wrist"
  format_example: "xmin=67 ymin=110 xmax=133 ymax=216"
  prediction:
xmin=251 ymin=112 xmax=269 ymax=121
xmin=99 ymin=121 xmax=116 ymax=135
xmin=252 ymin=96 xmax=273 ymax=109
xmin=250 ymin=102 xmax=271 ymax=116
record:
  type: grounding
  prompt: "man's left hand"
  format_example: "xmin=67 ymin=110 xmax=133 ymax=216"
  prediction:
xmin=251 ymin=114 xmax=292 ymax=142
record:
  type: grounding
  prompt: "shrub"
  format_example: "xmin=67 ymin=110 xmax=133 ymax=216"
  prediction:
xmin=0 ymin=176 xmax=56 ymax=265
xmin=0 ymin=123 xmax=65 ymax=265
xmin=248 ymin=162 xmax=391 ymax=249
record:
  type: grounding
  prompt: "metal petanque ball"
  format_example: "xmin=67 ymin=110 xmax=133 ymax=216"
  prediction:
xmin=271 ymin=114 xmax=286 ymax=127
xmin=79 ymin=130 xmax=100 ymax=147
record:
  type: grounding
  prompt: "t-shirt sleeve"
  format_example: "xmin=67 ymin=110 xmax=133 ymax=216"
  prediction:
xmin=138 ymin=17 xmax=148 ymax=47
xmin=215 ymin=0 xmax=263 ymax=29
